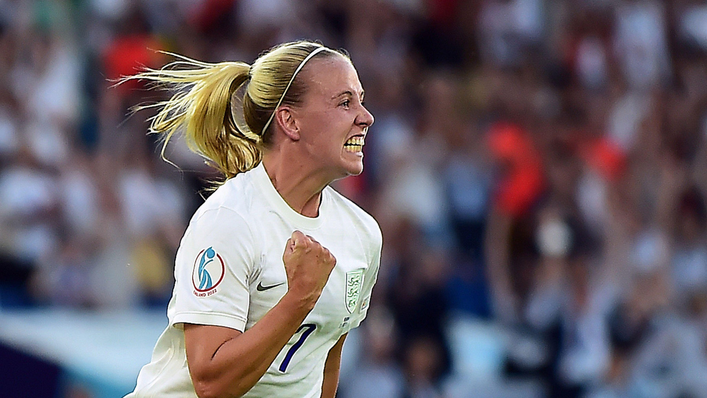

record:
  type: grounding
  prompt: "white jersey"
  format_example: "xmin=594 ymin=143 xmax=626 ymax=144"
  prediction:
xmin=126 ymin=163 xmax=382 ymax=398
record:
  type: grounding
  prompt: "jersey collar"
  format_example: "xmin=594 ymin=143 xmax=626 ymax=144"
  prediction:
xmin=251 ymin=162 xmax=326 ymax=230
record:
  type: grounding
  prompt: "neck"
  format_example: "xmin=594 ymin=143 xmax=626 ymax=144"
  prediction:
xmin=261 ymin=152 xmax=330 ymax=218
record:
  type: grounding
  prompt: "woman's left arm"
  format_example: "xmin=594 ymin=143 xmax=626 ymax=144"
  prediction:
xmin=321 ymin=333 xmax=347 ymax=398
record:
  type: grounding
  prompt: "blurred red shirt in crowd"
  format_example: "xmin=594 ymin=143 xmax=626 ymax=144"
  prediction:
xmin=487 ymin=121 xmax=545 ymax=218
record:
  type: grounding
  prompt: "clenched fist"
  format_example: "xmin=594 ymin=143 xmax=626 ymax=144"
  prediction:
xmin=282 ymin=230 xmax=336 ymax=308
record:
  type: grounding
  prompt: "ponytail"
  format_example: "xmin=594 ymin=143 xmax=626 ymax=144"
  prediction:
xmin=124 ymin=54 xmax=261 ymax=179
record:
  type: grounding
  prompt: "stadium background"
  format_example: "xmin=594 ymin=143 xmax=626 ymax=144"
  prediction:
xmin=2 ymin=0 xmax=707 ymax=397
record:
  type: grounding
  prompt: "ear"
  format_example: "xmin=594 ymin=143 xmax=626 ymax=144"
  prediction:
xmin=274 ymin=107 xmax=300 ymax=141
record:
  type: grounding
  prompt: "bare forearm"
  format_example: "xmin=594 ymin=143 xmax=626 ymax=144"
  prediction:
xmin=320 ymin=334 xmax=346 ymax=398
xmin=320 ymin=367 xmax=340 ymax=398
xmin=189 ymin=293 xmax=315 ymax=398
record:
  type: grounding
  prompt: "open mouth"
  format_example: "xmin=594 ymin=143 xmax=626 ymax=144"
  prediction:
xmin=344 ymin=136 xmax=365 ymax=153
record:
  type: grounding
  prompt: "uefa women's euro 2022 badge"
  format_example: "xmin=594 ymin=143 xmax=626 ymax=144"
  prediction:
xmin=345 ymin=269 xmax=364 ymax=313
xmin=192 ymin=247 xmax=225 ymax=297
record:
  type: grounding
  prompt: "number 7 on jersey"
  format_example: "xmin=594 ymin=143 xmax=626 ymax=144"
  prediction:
xmin=279 ymin=323 xmax=317 ymax=372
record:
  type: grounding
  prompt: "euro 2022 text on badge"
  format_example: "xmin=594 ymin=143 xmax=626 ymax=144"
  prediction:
xmin=192 ymin=247 xmax=225 ymax=297
xmin=345 ymin=269 xmax=364 ymax=313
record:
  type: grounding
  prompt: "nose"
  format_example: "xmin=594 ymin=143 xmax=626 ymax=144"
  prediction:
xmin=356 ymin=105 xmax=374 ymax=129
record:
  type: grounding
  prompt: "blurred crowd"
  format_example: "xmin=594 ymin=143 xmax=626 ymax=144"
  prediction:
xmin=2 ymin=0 xmax=707 ymax=397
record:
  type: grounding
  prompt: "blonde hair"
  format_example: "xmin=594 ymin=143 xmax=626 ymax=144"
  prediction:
xmin=123 ymin=41 xmax=344 ymax=179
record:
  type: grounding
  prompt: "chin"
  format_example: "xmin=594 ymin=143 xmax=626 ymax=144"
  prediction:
xmin=348 ymin=167 xmax=364 ymax=177
xmin=335 ymin=152 xmax=364 ymax=178
xmin=345 ymin=160 xmax=364 ymax=176
xmin=334 ymin=163 xmax=363 ymax=179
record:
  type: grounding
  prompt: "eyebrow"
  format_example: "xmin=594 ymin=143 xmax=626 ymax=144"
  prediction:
xmin=332 ymin=90 xmax=365 ymax=100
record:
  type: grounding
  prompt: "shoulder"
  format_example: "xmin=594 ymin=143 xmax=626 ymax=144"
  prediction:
xmin=179 ymin=179 xmax=262 ymax=270
xmin=325 ymin=186 xmax=382 ymax=247
xmin=202 ymin=173 xmax=256 ymax=211
xmin=192 ymin=173 xmax=258 ymax=222
xmin=186 ymin=174 xmax=262 ymax=241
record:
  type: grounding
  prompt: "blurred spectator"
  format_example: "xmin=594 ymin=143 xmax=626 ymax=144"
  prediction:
xmin=3 ymin=0 xmax=707 ymax=397
xmin=341 ymin=308 xmax=406 ymax=398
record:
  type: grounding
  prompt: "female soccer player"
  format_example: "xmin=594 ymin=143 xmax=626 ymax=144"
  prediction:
xmin=124 ymin=41 xmax=380 ymax=398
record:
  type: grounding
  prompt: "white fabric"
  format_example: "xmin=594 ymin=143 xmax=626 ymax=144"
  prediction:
xmin=126 ymin=162 xmax=382 ymax=398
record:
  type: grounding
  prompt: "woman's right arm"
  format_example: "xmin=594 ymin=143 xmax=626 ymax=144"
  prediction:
xmin=184 ymin=231 xmax=336 ymax=398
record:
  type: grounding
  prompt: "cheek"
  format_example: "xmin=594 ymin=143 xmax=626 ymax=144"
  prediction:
xmin=315 ymin=120 xmax=347 ymax=148
xmin=300 ymin=110 xmax=352 ymax=153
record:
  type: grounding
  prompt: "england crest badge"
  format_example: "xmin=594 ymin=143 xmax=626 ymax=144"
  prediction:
xmin=345 ymin=269 xmax=364 ymax=313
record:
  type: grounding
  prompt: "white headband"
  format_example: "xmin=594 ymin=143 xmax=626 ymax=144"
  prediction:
xmin=260 ymin=46 xmax=328 ymax=135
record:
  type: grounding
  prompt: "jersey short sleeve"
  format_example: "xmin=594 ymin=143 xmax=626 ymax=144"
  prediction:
xmin=170 ymin=207 xmax=257 ymax=332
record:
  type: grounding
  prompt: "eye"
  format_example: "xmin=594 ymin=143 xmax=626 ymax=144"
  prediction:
xmin=340 ymin=99 xmax=351 ymax=108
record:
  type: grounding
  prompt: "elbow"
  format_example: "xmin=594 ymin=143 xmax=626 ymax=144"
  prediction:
xmin=193 ymin=379 xmax=225 ymax=398
xmin=192 ymin=375 xmax=248 ymax=398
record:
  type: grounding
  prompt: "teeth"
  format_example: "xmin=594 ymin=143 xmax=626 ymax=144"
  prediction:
xmin=344 ymin=136 xmax=364 ymax=153
xmin=344 ymin=145 xmax=363 ymax=153
xmin=345 ymin=136 xmax=365 ymax=146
